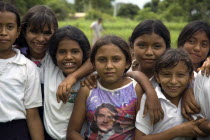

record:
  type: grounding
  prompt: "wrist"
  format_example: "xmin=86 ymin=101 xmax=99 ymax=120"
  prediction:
xmin=69 ymin=74 xmax=78 ymax=81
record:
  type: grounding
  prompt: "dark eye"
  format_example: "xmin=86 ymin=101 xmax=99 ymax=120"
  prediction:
xmin=7 ymin=24 xmax=15 ymax=30
xmin=58 ymin=49 xmax=66 ymax=54
xmin=188 ymin=39 xmax=195 ymax=44
xmin=162 ymin=73 xmax=170 ymax=77
xmin=72 ymin=49 xmax=80 ymax=54
xmin=178 ymin=73 xmax=185 ymax=77
xmin=43 ymin=31 xmax=52 ymax=35
xmin=153 ymin=44 xmax=161 ymax=49
xmin=113 ymin=56 xmax=120 ymax=62
xmin=98 ymin=57 xmax=106 ymax=62
xmin=137 ymin=43 xmax=146 ymax=48
xmin=29 ymin=29 xmax=38 ymax=34
xmin=201 ymin=41 xmax=209 ymax=48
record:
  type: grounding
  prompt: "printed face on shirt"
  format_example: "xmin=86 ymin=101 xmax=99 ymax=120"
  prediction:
xmin=182 ymin=30 xmax=210 ymax=69
xmin=25 ymin=25 xmax=54 ymax=59
xmin=95 ymin=107 xmax=116 ymax=133
xmin=0 ymin=11 xmax=20 ymax=54
xmin=94 ymin=44 xmax=130 ymax=87
xmin=133 ymin=33 xmax=166 ymax=72
xmin=56 ymin=39 xmax=83 ymax=76
xmin=155 ymin=61 xmax=192 ymax=104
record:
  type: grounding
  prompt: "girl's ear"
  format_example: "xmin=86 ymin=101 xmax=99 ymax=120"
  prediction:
xmin=154 ymin=72 xmax=161 ymax=84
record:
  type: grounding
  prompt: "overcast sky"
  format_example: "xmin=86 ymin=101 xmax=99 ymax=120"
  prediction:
xmin=67 ymin=0 xmax=151 ymax=9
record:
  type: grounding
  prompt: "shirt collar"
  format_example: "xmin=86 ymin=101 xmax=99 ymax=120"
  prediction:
xmin=11 ymin=48 xmax=27 ymax=65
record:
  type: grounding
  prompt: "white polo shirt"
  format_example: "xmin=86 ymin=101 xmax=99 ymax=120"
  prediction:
xmin=135 ymin=83 xmax=190 ymax=140
xmin=0 ymin=48 xmax=42 ymax=122
xmin=43 ymin=54 xmax=82 ymax=140
xmin=194 ymin=71 xmax=210 ymax=140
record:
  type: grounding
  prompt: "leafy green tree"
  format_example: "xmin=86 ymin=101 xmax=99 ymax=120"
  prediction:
xmin=7 ymin=0 xmax=46 ymax=14
xmin=117 ymin=3 xmax=140 ymax=19
xmin=75 ymin=0 xmax=114 ymax=14
xmin=46 ymin=0 xmax=75 ymax=20
xmin=135 ymin=7 xmax=159 ymax=21
xmin=144 ymin=0 xmax=160 ymax=12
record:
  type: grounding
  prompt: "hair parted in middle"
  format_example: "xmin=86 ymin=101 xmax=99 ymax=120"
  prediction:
xmin=49 ymin=25 xmax=91 ymax=65
xmin=90 ymin=35 xmax=132 ymax=73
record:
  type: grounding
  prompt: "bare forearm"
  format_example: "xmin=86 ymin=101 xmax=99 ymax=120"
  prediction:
xmin=126 ymin=71 xmax=155 ymax=95
xmin=135 ymin=127 xmax=181 ymax=140
xmin=26 ymin=108 xmax=44 ymax=140
xmin=199 ymin=121 xmax=210 ymax=134
xmin=67 ymin=131 xmax=84 ymax=140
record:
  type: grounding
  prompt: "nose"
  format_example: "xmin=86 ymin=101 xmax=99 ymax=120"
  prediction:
xmin=65 ymin=52 xmax=73 ymax=60
xmin=170 ymin=75 xmax=178 ymax=84
xmin=0 ymin=27 xmax=7 ymax=36
xmin=193 ymin=43 xmax=201 ymax=52
xmin=106 ymin=60 xmax=113 ymax=69
xmin=103 ymin=116 xmax=108 ymax=122
xmin=145 ymin=47 xmax=153 ymax=56
xmin=36 ymin=33 xmax=45 ymax=42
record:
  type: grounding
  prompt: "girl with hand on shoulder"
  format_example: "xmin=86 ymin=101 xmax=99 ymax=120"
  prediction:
xmin=67 ymin=35 xmax=144 ymax=140
xmin=135 ymin=48 xmax=206 ymax=140
xmin=178 ymin=21 xmax=210 ymax=120
xmin=80 ymin=19 xmax=170 ymax=125
xmin=43 ymin=25 xmax=90 ymax=140
xmin=0 ymin=2 xmax=44 ymax=139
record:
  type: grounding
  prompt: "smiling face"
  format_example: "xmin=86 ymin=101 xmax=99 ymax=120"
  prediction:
xmin=0 ymin=11 xmax=20 ymax=58
xmin=56 ymin=39 xmax=83 ymax=76
xmin=156 ymin=61 xmax=192 ymax=105
xmin=133 ymin=33 xmax=167 ymax=76
xmin=182 ymin=30 xmax=210 ymax=70
xmin=94 ymin=44 xmax=129 ymax=88
xmin=25 ymin=25 xmax=54 ymax=59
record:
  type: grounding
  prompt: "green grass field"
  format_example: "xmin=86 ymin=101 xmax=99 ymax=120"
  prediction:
xmin=59 ymin=18 xmax=187 ymax=48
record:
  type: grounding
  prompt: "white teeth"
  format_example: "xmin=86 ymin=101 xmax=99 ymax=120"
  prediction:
xmin=34 ymin=43 xmax=45 ymax=47
xmin=64 ymin=63 xmax=74 ymax=66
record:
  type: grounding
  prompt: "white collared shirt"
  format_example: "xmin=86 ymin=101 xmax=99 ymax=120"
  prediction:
xmin=43 ymin=54 xmax=82 ymax=140
xmin=194 ymin=71 xmax=210 ymax=140
xmin=0 ymin=48 xmax=42 ymax=122
xmin=135 ymin=83 xmax=190 ymax=140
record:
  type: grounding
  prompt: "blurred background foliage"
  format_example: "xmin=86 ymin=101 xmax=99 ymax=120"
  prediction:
xmin=3 ymin=0 xmax=210 ymax=47
xmin=4 ymin=0 xmax=210 ymax=22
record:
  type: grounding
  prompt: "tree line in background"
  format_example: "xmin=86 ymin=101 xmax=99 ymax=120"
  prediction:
xmin=5 ymin=0 xmax=210 ymax=22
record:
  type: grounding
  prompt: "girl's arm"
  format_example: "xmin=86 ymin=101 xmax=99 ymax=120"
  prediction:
xmin=56 ymin=59 xmax=94 ymax=103
xmin=127 ymin=71 xmax=164 ymax=125
xmin=197 ymin=56 xmax=210 ymax=76
xmin=81 ymin=71 xmax=164 ymax=125
xmin=135 ymin=82 xmax=144 ymax=113
xmin=198 ymin=120 xmax=210 ymax=134
xmin=66 ymin=85 xmax=89 ymax=140
xmin=135 ymin=119 xmax=207 ymax=140
xmin=181 ymin=87 xmax=200 ymax=120
xmin=26 ymin=108 xmax=44 ymax=140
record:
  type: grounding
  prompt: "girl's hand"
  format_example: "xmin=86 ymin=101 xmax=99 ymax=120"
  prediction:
xmin=81 ymin=73 xmax=98 ymax=89
xmin=198 ymin=120 xmax=210 ymax=134
xmin=197 ymin=57 xmax=210 ymax=76
xmin=181 ymin=88 xmax=200 ymax=120
xmin=56 ymin=75 xmax=77 ymax=103
xmin=144 ymin=92 xmax=164 ymax=125
xmin=177 ymin=118 xmax=207 ymax=137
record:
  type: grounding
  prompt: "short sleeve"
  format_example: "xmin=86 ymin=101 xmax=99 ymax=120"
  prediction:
xmin=135 ymin=94 xmax=153 ymax=135
xmin=24 ymin=60 xmax=42 ymax=109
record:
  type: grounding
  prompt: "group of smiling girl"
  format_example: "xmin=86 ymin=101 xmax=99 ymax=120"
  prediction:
xmin=0 ymin=1 xmax=210 ymax=140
